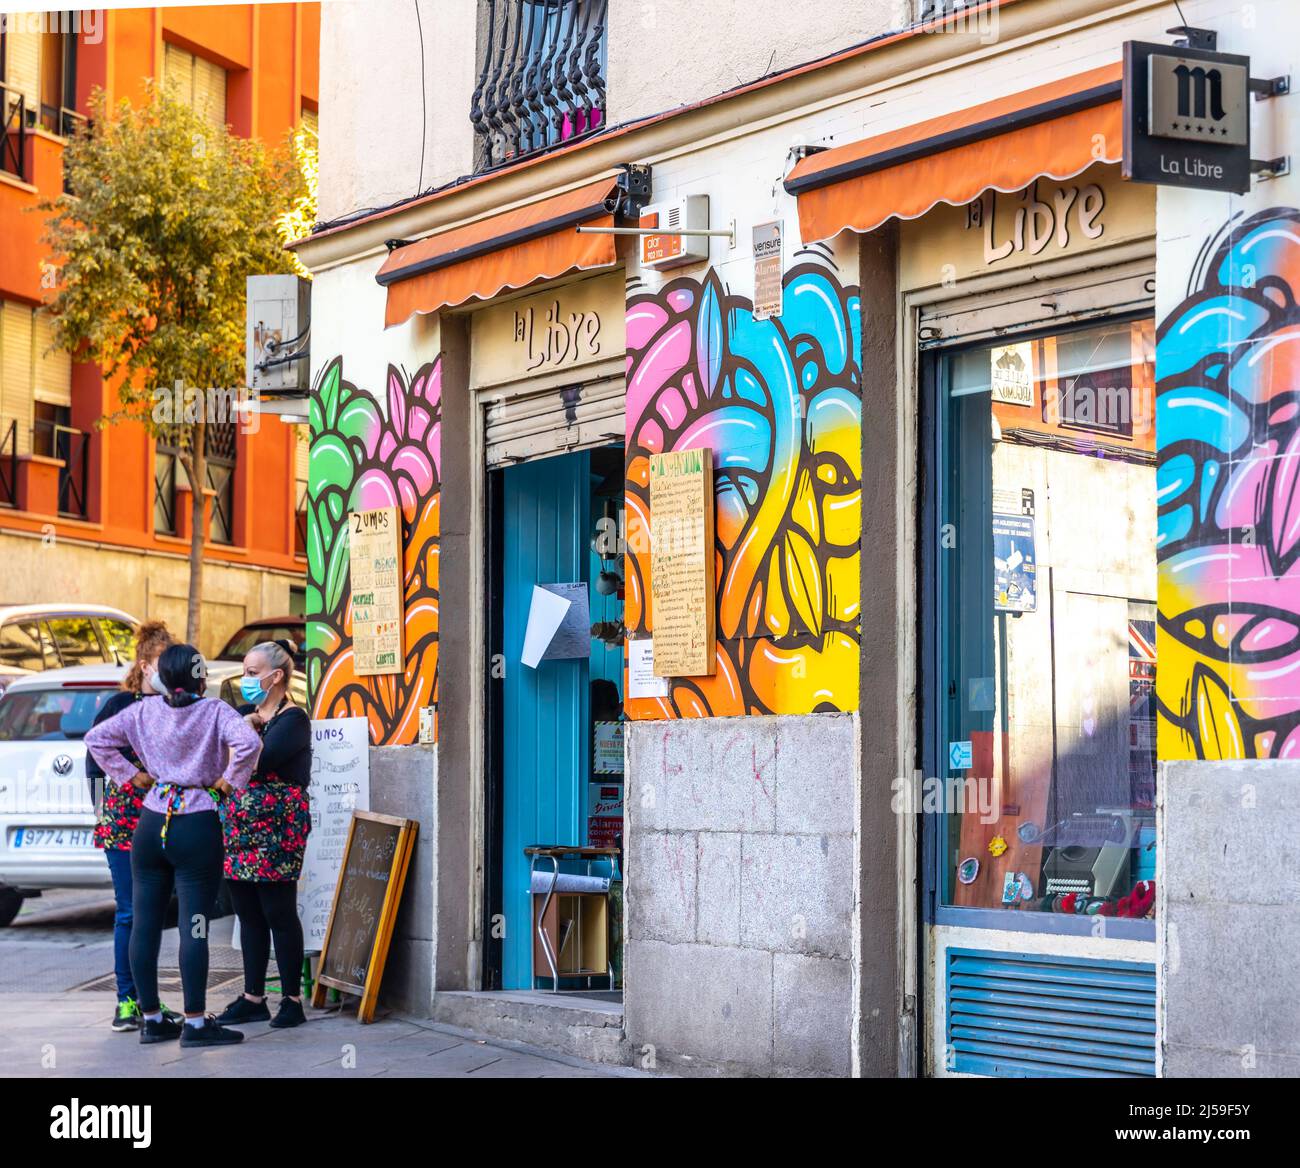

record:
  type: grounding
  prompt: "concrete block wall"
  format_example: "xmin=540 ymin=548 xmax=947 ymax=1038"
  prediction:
xmin=368 ymin=744 xmax=438 ymax=1017
xmin=1161 ymin=761 xmax=1300 ymax=1077
xmin=623 ymin=713 xmax=858 ymax=1076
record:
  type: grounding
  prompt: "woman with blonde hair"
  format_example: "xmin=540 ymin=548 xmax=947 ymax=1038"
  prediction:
xmin=216 ymin=639 xmax=312 ymax=1030
xmin=85 ymin=619 xmax=179 ymax=1032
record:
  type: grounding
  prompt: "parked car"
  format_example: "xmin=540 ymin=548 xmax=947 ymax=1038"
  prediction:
xmin=214 ymin=616 xmax=306 ymax=669
xmin=209 ymin=615 xmax=308 ymax=711
xmin=0 ymin=665 xmax=125 ymax=926
xmin=0 ymin=604 xmax=139 ymax=698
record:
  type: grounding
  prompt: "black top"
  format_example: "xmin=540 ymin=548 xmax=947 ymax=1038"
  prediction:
xmin=85 ymin=690 xmax=143 ymax=797
xmin=236 ymin=702 xmax=311 ymax=786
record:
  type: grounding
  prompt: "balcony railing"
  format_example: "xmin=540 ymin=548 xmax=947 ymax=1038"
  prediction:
xmin=33 ymin=419 xmax=90 ymax=519
xmin=1 ymin=83 xmax=28 ymax=182
xmin=471 ymin=0 xmax=608 ymax=173
xmin=913 ymin=0 xmax=983 ymax=23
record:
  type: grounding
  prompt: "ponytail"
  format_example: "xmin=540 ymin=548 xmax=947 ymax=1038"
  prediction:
xmin=155 ymin=643 xmax=207 ymax=708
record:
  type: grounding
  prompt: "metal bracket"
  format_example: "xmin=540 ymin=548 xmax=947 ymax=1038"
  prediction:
xmin=614 ymin=163 xmax=653 ymax=221
xmin=1167 ymin=25 xmax=1217 ymax=51
xmin=1251 ymin=156 xmax=1291 ymax=180
xmin=1250 ymin=75 xmax=1290 ymax=100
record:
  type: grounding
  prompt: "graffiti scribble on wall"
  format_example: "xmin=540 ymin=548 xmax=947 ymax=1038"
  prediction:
xmin=1157 ymin=207 xmax=1300 ymax=759
xmin=625 ymin=260 xmax=862 ymax=718
xmin=307 ymin=357 xmax=440 ymax=745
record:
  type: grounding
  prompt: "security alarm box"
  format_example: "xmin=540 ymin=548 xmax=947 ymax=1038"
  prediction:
xmin=639 ymin=195 xmax=709 ymax=270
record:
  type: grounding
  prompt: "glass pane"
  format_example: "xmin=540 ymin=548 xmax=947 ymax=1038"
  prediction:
xmin=0 ymin=686 xmax=117 ymax=741
xmin=0 ymin=622 xmax=54 ymax=671
xmin=46 ymin=617 xmax=109 ymax=666
xmin=98 ymin=619 xmax=136 ymax=664
xmin=938 ymin=318 xmax=1158 ymax=921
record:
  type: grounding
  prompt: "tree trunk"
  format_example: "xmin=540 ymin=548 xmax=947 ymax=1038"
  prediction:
xmin=184 ymin=421 xmax=207 ymax=648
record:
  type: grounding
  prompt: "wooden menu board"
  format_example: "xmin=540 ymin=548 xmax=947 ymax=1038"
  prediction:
xmin=311 ymin=811 xmax=417 ymax=1023
xmin=648 ymin=447 xmax=716 ymax=677
xmin=348 ymin=506 xmax=403 ymax=676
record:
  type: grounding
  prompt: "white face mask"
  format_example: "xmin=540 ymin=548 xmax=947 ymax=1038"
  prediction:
xmin=146 ymin=667 xmax=169 ymax=696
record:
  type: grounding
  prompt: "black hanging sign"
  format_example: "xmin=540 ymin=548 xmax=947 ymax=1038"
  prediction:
xmin=1123 ymin=40 xmax=1252 ymax=194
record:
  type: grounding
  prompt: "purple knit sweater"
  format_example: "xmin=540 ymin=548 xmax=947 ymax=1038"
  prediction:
xmin=85 ymin=696 xmax=262 ymax=816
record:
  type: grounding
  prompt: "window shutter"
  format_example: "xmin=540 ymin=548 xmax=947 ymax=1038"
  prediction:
xmin=301 ymin=106 xmax=318 ymax=137
xmin=5 ymin=28 xmax=41 ymax=108
xmin=295 ymin=428 xmax=310 ymax=483
xmin=0 ymin=302 xmax=35 ymax=455
xmin=32 ymin=308 xmax=71 ymax=407
xmin=193 ymin=54 xmax=227 ymax=129
xmin=163 ymin=42 xmax=194 ymax=106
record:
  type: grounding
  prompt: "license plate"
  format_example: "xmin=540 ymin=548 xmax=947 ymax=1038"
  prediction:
xmin=13 ymin=827 xmax=95 ymax=849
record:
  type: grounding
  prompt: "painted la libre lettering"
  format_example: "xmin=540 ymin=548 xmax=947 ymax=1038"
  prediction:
xmin=513 ymin=300 xmax=601 ymax=372
xmin=970 ymin=182 xmax=1105 ymax=265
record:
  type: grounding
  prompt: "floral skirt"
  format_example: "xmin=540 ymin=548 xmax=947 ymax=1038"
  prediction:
xmin=219 ymin=781 xmax=311 ymax=882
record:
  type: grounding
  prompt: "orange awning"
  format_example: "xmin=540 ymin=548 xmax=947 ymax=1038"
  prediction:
xmin=785 ymin=63 xmax=1122 ymax=243
xmin=377 ymin=177 xmax=620 ymax=328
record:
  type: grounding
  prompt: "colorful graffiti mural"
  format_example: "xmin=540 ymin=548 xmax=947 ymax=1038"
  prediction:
xmin=624 ymin=258 xmax=862 ymax=718
xmin=1157 ymin=207 xmax=1300 ymax=759
xmin=306 ymin=357 xmax=441 ymax=745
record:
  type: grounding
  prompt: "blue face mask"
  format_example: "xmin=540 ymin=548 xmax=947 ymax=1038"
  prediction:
xmin=240 ymin=675 xmax=270 ymax=704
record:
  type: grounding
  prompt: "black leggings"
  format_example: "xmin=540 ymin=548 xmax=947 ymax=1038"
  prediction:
xmin=227 ymin=879 xmax=304 ymax=997
xmin=131 ymin=809 xmax=224 ymax=1015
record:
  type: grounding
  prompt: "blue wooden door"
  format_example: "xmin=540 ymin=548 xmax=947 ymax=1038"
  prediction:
xmin=500 ymin=452 xmax=590 ymax=989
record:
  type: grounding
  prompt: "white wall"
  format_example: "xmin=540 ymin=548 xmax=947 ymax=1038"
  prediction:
xmin=605 ymin=1 xmax=900 ymax=127
xmin=318 ymin=0 xmax=478 ymax=224
xmin=1153 ymin=0 xmax=1300 ymax=1078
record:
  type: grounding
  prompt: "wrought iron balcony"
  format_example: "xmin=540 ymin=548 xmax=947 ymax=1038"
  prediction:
xmin=471 ymin=0 xmax=608 ymax=173
xmin=32 ymin=419 xmax=90 ymax=520
xmin=1 ymin=83 xmax=28 ymax=182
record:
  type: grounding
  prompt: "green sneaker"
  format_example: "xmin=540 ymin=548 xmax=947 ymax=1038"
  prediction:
xmin=159 ymin=1001 xmax=184 ymax=1025
xmin=112 ymin=998 xmax=141 ymax=1032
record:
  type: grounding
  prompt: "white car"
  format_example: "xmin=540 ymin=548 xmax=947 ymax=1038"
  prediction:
xmin=0 ymin=665 xmax=126 ymax=926
xmin=0 ymin=603 xmax=140 ymax=698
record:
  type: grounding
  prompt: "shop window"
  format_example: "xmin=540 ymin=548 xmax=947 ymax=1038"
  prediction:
xmin=930 ymin=316 xmax=1158 ymax=924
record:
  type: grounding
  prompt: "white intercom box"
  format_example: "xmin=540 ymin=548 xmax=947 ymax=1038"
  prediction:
xmin=639 ymin=195 xmax=710 ymax=270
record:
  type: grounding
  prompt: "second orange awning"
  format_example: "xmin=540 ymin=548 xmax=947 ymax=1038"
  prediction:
xmin=377 ymin=177 xmax=621 ymax=328
xmin=784 ymin=63 xmax=1123 ymax=243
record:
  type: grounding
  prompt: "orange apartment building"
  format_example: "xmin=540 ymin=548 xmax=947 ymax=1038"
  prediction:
xmin=0 ymin=4 xmax=320 ymax=653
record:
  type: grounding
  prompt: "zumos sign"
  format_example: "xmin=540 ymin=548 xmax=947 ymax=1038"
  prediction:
xmin=1123 ymin=40 xmax=1251 ymax=194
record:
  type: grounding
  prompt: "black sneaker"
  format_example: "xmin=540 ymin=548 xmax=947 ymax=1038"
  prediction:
xmin=215 ymin=994 xmax=271 ymax=1025
xmin=179 ymin=1016 xmax=245 ymax=1047
xmin=139 ymin=1015 xmax=183 ymax=1045
xmin=269 ymin=997 xmax=306 ymax=1029
xmin=112 ymin=998 xmax=141 ymax=1032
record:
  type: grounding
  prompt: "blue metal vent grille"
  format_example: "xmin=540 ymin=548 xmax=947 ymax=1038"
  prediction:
xmin=946 ymin=948 xmax=1156 ymax=1078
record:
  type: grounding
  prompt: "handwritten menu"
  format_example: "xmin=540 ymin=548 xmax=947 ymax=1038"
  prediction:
xmin=648 ymin=447 xmax=716 ymax=677
xmin=349 ymin=507 xmax=403 ymax=676
xmin=300 ymin=717 xmax=370 ymax=951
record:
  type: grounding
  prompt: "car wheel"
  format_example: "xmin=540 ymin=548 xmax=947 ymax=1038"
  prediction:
xmin=0 ymin=886 xmax=23 ymax=928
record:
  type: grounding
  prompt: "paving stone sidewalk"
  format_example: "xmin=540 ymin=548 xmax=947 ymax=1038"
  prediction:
xmin=0 ymin=991 xmax=644 ymax=1078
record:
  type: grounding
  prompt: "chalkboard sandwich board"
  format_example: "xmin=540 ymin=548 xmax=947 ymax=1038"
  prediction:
xmin=311 ymin=810 xmax=418 ymax=1023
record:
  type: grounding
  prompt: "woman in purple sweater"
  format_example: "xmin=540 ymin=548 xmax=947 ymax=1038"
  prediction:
xmin=85 ymin=643 xmax=262 ymax=1048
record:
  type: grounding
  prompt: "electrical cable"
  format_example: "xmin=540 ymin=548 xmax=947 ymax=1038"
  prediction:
xmin=415 ymin=0 xmax=428 ymax=197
